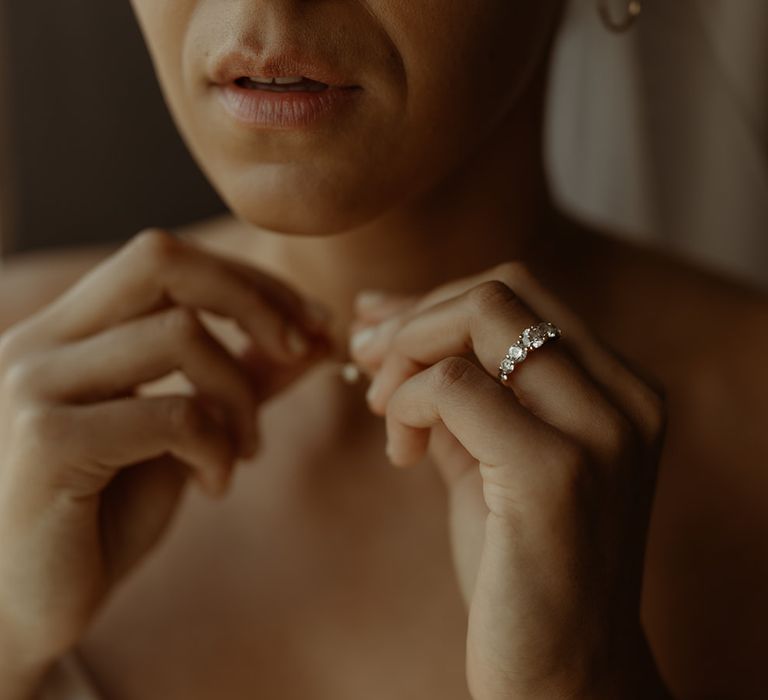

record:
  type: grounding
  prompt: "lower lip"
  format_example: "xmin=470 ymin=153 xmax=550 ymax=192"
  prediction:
xmin=212 ymin=82 xmax=362 ymax=129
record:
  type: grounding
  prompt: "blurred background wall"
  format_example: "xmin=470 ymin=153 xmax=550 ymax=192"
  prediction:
xmin=0 ymin=0 xmax=225 ymax=256
xmin=0 ymin=0 xmax=766 ymax=287
xmin=548 ymin=0 xmax=768 ymax=288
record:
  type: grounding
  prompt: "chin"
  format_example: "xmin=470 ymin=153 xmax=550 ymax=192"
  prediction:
xmin=215 ymin=168 xmax=400 ymax=237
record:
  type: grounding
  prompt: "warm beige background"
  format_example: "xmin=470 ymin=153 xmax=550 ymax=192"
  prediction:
xmin=1 ymin=1 xmax=766 ymax=288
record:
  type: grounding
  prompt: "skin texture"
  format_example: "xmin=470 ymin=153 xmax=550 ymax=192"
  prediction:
xmin=1 ymin=1 xmax=767 ymax=698
xmin=128 ymin=1 xmax=561 ymax=235
xmin=0 ymin=231 xmax=335 ymax=698
xmin=349 ymin=265 xmax=670 ymax=698
xmin=0 ymin=241 xmax=668 ymax=699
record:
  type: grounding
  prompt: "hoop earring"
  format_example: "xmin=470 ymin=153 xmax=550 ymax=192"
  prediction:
xmin=598 ymin=0 xmax=642 ymax=33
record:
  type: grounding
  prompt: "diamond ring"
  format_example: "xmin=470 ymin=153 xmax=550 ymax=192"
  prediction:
xmin=498 ymin=321 xmax=562 ymax=382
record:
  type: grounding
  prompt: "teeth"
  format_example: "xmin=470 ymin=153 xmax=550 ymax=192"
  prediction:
xmin=274 ymin=76 xmax=305 ymax=85
xmin=246 ymin=75 xmax=305 ymax=85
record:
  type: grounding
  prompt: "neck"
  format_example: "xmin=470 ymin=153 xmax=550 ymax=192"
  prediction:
xmin=242 ymin=80 xmax=562 ymax=363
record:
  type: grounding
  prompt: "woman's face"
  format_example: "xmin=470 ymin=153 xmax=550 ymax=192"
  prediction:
xmin=129 ymin=1 xmax=562 ymax=235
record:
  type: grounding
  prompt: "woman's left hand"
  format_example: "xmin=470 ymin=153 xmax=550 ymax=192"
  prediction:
xmin=349 ymin=262 xmax=670 ymax=700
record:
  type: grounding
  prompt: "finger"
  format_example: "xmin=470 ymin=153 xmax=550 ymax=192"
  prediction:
xmin=369 ymin=280 xmax=634 ymax=463
xmin=385 ymin=357 xmax=549 ymax=468
xmin=21 ymin=307 xmax=261 ymax=458
xmin=187 ymin=233 xmax=333 ymax=334
xmin=29 ymin=394 xmax=238 ymax=499
xmin=384 ymin=357 xmax=575 ymax=514
xmin=489 ymin=263 xmax=666 ymax=444
xmin=353 ymin=290 xmax=418 ymax=323
xmin=360 ymin=261 xmax=664 ymax=445
xmin=349 ymin=293 xmax=419 ymax=376
xmin=28 ymin=229 xmax=325 ymax=365
xmin=349 ymin=315 xmax=406 ymax=375
xmin=99 ymin=454 xmax=189 ymax=583
xmin=235 ymin=330 xmax=335 ymax=400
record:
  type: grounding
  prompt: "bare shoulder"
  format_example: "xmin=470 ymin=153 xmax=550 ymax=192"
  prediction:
xmin=590 ymin=224 xmax=768 ymax=484
xmin=585 ymin=229 xmax=768 ymax=696
xmin=0 ymin=242 xmax=119 ymax=333
xmin=0 ymin=212 xmax=243 ymax=334
xmin=600 ymin=228 xmax=768 ymax=412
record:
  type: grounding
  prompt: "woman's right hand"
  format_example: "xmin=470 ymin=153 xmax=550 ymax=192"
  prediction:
xmin=0 ymin=229 xmax=332 ymax=682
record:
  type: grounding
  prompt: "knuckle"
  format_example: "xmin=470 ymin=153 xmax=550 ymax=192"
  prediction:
xmin=432 ymin=356 xmax=475 ymax=392
xmin=164 ymin=307 xmax=204 ymax=342
xmin=467 ymin=280 xmax=517 ymax=314
xmin=1 ymin=357 xmax=42 ymax=398
xmin=639 ymin=385 xmax=668 ymax=441
xmin=164 ymin=396 xmax=204 ymax=436
xmin=493 ymin=260 xmax=533 ymax=286
xmin=600 ymin=409 xmax=640 ymax=461
xmin=0 ymin=327 xmax=23 ymax=368
xmin=131 ymin=228 xmax=179 ymax=265
xmin=15 ymin=403 xmax=61 ymax=440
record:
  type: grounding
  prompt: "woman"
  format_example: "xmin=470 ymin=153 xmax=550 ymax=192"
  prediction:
xmin=0 ymin=0 xmax=766 ymax=697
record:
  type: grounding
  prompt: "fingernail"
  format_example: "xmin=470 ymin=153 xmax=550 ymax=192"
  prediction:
xmin=366 ymin=374 xmax=382 ymax=405
xmin=284 ymin=324 xmax=310 ymax=359
xmin=303 ymin=300 xmax=332 ymax=331
xmin=351 ymin=326 xmax=378 ymax=353
xmin=356 ymin=289 xmax=388 ymax=310
xmin=385 ymin=440 xmax=398 ymax=466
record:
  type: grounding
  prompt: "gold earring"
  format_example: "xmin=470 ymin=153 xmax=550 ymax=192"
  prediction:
xmin=598 ymin=0 xmax=642 ymax=33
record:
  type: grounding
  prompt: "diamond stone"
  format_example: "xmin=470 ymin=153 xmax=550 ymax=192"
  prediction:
xmin=500 ymin=358 xmax=516 ymax=372
xmin=522 ymin=326 xmax=546 ymax=349
xmin=500 ymin=323 xmax=561 ymax=384
xmin=507 ymin=343 xmax=527 ymax=362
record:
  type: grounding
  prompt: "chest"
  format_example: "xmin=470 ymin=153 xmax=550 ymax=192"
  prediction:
xmin=79 ymin=367 xmax=472 ymax=700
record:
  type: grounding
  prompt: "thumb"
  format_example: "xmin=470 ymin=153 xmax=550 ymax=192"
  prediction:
xmin=99 ymin=454 xmax=188 ymax=585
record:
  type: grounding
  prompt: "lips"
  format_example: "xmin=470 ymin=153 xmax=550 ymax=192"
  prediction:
xmin=234 ymin=76 xmax=329 ymax=92
xmin=209 ymin=49 xmax=358 ymax=89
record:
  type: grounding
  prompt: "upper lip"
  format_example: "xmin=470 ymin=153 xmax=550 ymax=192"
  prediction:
xmin=209 ymin=49 xmax=358 ymax=88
